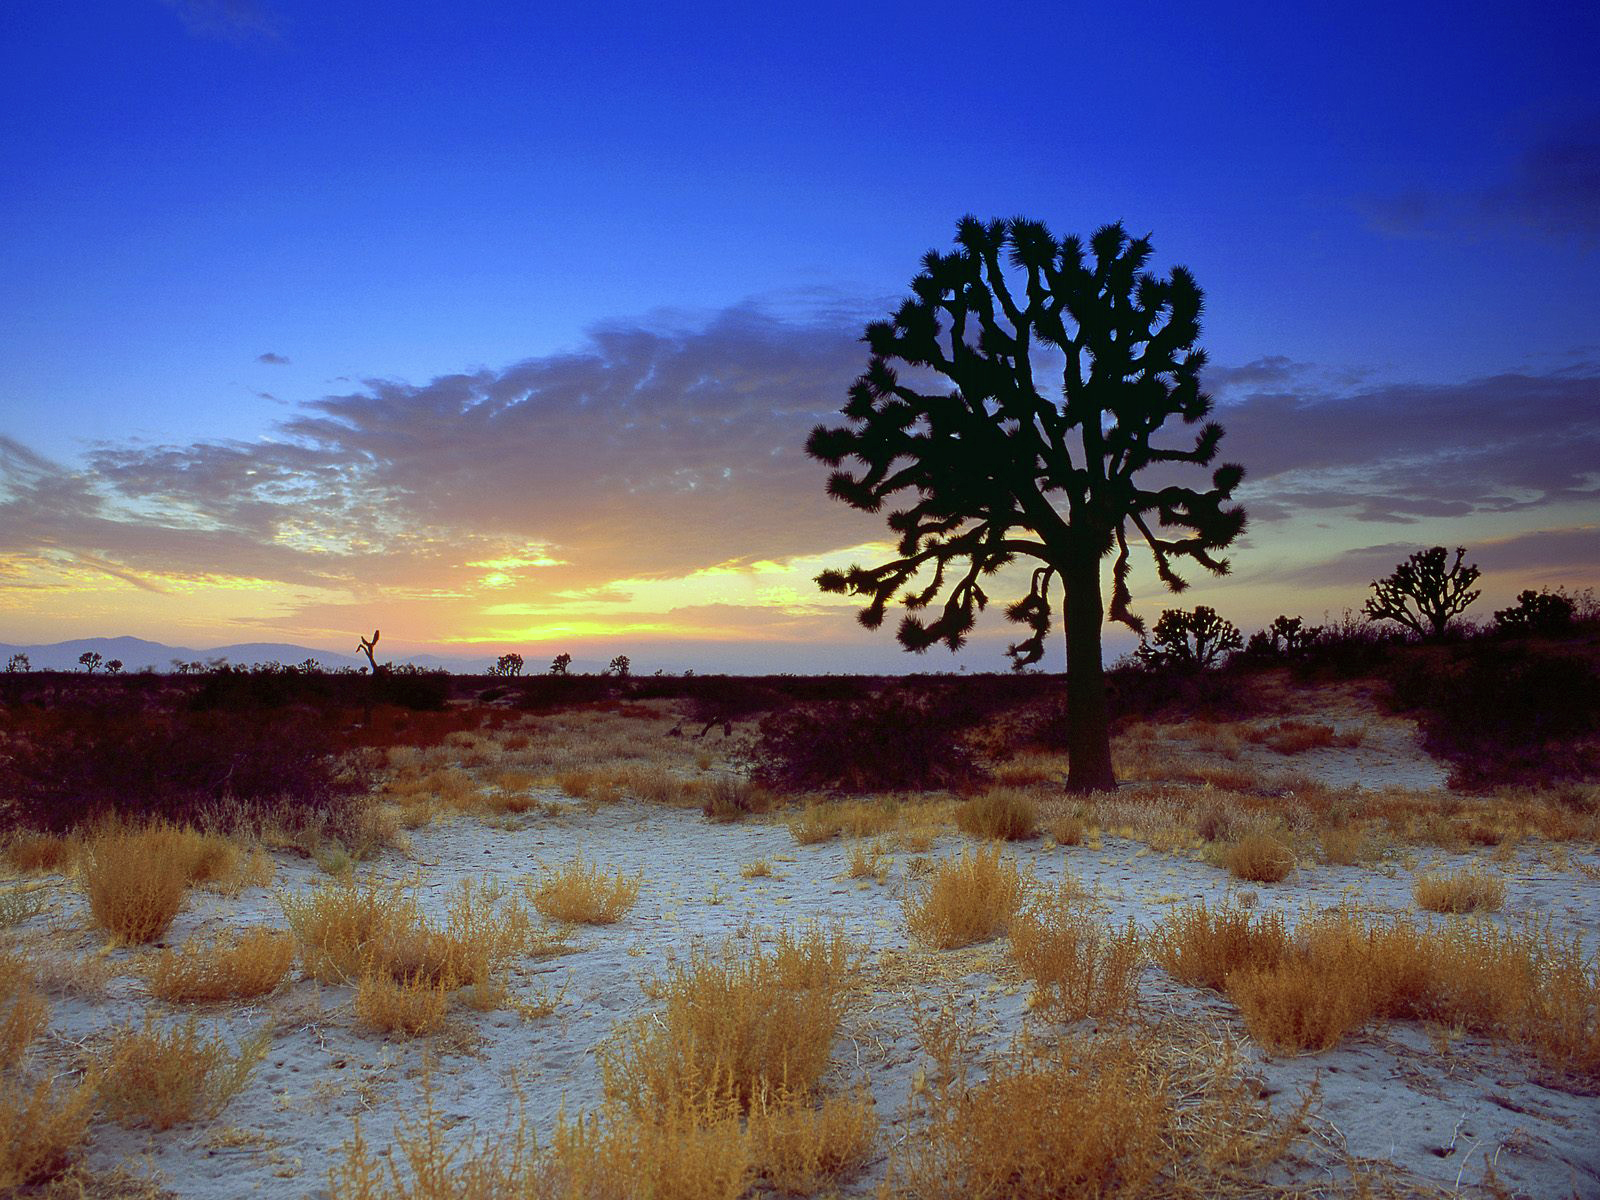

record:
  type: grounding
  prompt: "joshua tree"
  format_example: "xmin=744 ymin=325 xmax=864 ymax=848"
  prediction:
xmin=105 ymin=659 xmax=124 ymax=676
xmin=808 ymin=218 xmax=1246 ymax=791
xmin=1364 ymin=546 xmax=1480 ymax=640
xmin=356 ymin=630 xmax=385 ymax=673
xmin=606 ymin=655 xmax=631 ymax=678
xmin=1494 ymin=588 xmax=1575 ymax=634
xmin=549 ymin=653 xmax=572 ymax=676
xmin=1245 ymin=614 xmax=1323 ymax=658
xmin=77 ymin=651 xmax=103 ymax=673
xmin=490 ymin=652 xmax=525 ymax=677
xmin=5 ymin=653 xmax=29 ymax=673
xmin=1138 ymin=606 xmax=1242 ymax=669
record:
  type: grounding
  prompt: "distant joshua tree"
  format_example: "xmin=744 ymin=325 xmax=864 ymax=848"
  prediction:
xmin=105 ymin=659 xmax=124 ymax=675
xmin=489 ymin=652 xmax=525 ymax=677
xmin=356 ymin=630 xmax=386 ymax=674
xmin=549 ymin=653 xmax=572 ymax=676
xmin=1365 ymin=546 xmax=1480 ymax=640
xmin=807 ymin=217 xmax=1246 ymax=791
xmin=78 ymin=651 xmax=103 ymax=673
xmin=1138 ymin=606 xmax=1242 ymax=669
xmin=606 ymin=655 xmax=631 ymax=678
xmin=5 ymin=652 xmax=28 ymax=673
xmin=1245 ymin=614 xmax=1323 ymax=658
xmin=1494 ymin=588 xmax=1575 ymax=634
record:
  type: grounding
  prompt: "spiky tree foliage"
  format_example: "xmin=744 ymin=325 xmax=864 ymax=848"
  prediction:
xmin=1494 ymin=588 xmax=1575 ymax=634
xmin=1245 ymin=615 xmax=1323 ymax=658
xmin=489 ymin=652 xmax=524 ymax=677
xmin=1364 ymin=546 xmax=1480 ymax=640
xmin=549 ymin=652 xmax=572 ymax=676
xmin=1137 ymin=606 xmax=1242 ymax=669
xmin=807 ymin=217 xmax=1246 ymax=791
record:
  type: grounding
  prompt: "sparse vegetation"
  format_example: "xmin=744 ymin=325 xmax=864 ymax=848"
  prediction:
xmin=1220 ymin=832 xmax=1296 ymax=883
xmin=905 ymin=844 xmax=1030 ymax=950
xmin=1413 ymin=865 xmax=1506 ymax=913
xmin=94 ymin=1015 xmax=268 ymax=1129
xmin=80 ymin=825 xmax=192 ymax=943
xmin=147 ymin=927 xmax=296 ymax=1003
xmin=527 ymin=853 xmax=641 ymax=924
xmin=1009 ymin=878 xmax=1141 ymax=1022
xmin=954 ymin=787 xmax=1038 ymax=841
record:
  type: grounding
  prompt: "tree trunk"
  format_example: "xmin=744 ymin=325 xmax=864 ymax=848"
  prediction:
xmin=1063 ymin=552 xmax=1118 ymax=793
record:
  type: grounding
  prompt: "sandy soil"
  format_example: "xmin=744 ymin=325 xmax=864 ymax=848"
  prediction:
xmin=5 ymin=706 xmax=1598 ymax=1200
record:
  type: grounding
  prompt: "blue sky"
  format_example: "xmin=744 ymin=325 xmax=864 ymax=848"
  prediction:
xmin=1 ymin=0 xmax=1596 ymax=668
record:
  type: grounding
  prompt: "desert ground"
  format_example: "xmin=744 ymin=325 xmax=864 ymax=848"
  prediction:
xmin=2 ymin=673 xmax=1598 ymax=1200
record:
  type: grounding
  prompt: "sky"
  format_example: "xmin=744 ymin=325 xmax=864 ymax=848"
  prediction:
xmin=1 ymin=0 xmax=1597 ymax=672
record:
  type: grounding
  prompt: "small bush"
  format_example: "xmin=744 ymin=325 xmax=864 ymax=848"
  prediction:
xmin=1413 ymin=866 xmax=1506 ymax=913
xmin=0 ymin=1075 xmax=96 ymax=1192
xmin=1152 ymin=900 xmax=1293 ymax=992
xmin=1 ymin=832 xmax=76 ymax=873
xmin=1 ymin=951 xmax=48 ymax=1069
xmin=787 ymin=805 xmax=843 ymax=846
xmin=749 ymin=1089 xmax=877 ymax=1194
xmin=527 ymin=854 xmax=641 ymax=925
xmin=1226 ymin=947 xmax=1373 ymax=1054
xmin=701 ymin=774 xmax=771 ymax=822
xmin=600 ymin=927 xmax=854 ymax=1116
xmin=80 ymin=826 xmax=191 ymax=943
xmin=748 ymin=690 xmax=985 ymax=793
xmin=904 ymin=845 xmax=1029 ymax=950
xmin=1009 ymin=880 xmax=1141 ymax=1022
xmin=95 ymin=1015 xmax=268 ymax=1129
xmin=1048 ymin=815 xmax=1087 ymax=846
xmin=147 ymin=927 xmax=296 ymax=1003
xmin=955 ymin=788 xmax=1038 ymax=841
xmin=1221 ymin=832 xmax=1295 ymax=883
xmin=353 ymin=971 xmax=452 ymax=1036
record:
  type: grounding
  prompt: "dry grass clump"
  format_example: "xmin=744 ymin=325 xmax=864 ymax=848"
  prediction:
xmin=554 ymin=766 xmax=626 ymax=805
xmin=888 ymin=1017 xmax=1303 ymax=1199
xmin=955 ymin=788 xmax=1038 ymax=841
xmin=1 ymin=949 xmax=49 ymax=1069
xmin=1 ymin=831 xmax=77 ymax=874
xmin=1152 ymin=899 xmax=1293 ymax=992
xmin=1220 ymin=831 xmax=1296 ymax=883
xmin=1226 ymin=952 xmax=1373 ymax=1054
xmin=748 ymin=1088 xmax=877 ymax=1194
xmin=787 ymin=804 xmax=843 ymax=845
xmin=1010 ymin=880 xmax=1141 ymax=1023
xmin=990 ymin=751 xmax=1067 ymax=788
xmin=1048 ymin=814 xmax=1087 ymax=846
xmin=94 ymin=1015 xmax=268 ymax=1130
xmin=146 ymin=927 xmax=296 ymax=1003
xmin=527 ymin=854 xmax=641 ymax=924
xmin=845 ymin=840 xmax=890 ymax=882
xmin=1244 ymin=719 xmax=1361 ymax=755
xmin=80 ymin=826 xmax=191 ymax=943
xmin=1319 ymin=824 xmax=1374 ymax=865
xmin=281 ymin=876 xmax=560 ymax=1032
xmin=601 ymin=926 xmax=855 ymax=1116
xmin=701 ymin=774 xmax=774 ymax=823
xmin=0 ymin=1075 xmax=96 ymax=1192
xmin=0 ymin=885 xmax=49 ymax=928
xmin=904 ymin=844 xmax=1030 ymax=950
xmin=1413 ymin=865 xmax=1506 ymax=913
xmin=740 ymin=858 xmax=775 ymax=879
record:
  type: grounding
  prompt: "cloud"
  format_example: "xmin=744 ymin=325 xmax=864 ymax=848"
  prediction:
xmin=1276 ymin=527 xmax=1600 ymax=593
xmin=162 ymin=0 xmax=278 ymax=42
xmin=1364 ymin=117 xmax=1600 ymax=245
xmin=1221 ymin=362 xmax=1600 ymax=524
xmin=256 ymin=352 xmax=290 ymax=365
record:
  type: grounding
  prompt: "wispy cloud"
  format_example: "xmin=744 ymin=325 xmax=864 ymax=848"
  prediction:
xmin=161 ymin=0 xmax=279 ymax=43
xmin=256 ymin=351 xmax=290 ymax=365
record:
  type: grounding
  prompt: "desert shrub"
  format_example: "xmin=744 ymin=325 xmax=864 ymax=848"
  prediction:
xmin=1319 ymin=825 xmax=1373 ymax=865
xmin=889 ymin=1024 xmax=1301 ymax=1199
xmin=95 ymin=1015 xmax=268 ymax=1129
xmin=353 ymin=971 xmax=452 ymax=1036
xmin=544 ymin=1102 xmax=754 ymax=1200
xmin=600 ymin=926 xmax=854 ymax=1116
xmin=1100 ymin=660 xmax=1260 ymax=725
xmin=845 ymin=840 xmax=890 ymax=882
xmin=701 ymin=774 xmax=772 ymax=822
xmin=1221 ymin=832 xmax=1296 ymax=883
xmin=904 ymin=844 xmax=1030 ymax=950
xmin=0 ymin=831 xmax=76 ymax=873
xmin=749 ymin=1089 xmax=877 ymax=1194
xmin=147 ymin=927 xmax=296 ymax=1003
xmin=1 ymin=951 xmax=48 ymax=1069
xmin=955 ymin=788 xmax=1038 ymax=841
xmin=1412 ymin=865 xmax=1505 ymax=913
xmin=1387 ymin=641 xmax=1600 ymax=786
xmin=1009 ymin=880 xmax=1141 ymax=1022
xmin=740 ymin=858 xmax=775 ymax=879
xmin=1244 ymin=719 xmax=1355 ymax=754
xmin=1049 ymin=814 xmax=1087 ymax=846
xmin=527 ymin=854 xmax=641 ymax=924
xmin=0 ymin=700 xmax=363 ymax=832
xmin=1136 ymin=606 xmax=1243 ymax=670
xmin=1152 ymin=900 xmax=1293 ymax=992
xmin=748 ymin=689 xmax=985 ymax=793
xmin=80 ymin=826 xmax=191 ymax=943
xmin=373 ymin=665 xmax=452 ymax=711
xmin=0 ymin=1075 xmax=96 ymax=1192
xmin=787 ymin=804 xmax=843 ymax=845
xmin=1225 ymin=935 xmax=1373 ymax=1054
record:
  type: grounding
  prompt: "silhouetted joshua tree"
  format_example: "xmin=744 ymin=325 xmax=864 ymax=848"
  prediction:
xmin=78 ymin=651 xmax=103 ymax=673
xmin=489 ymin=652 xmax=524 ymax=677
xmin=808 ymin=217 xmax=1246 ymax=791
xmin=356 ymin=630 xmax=384 ymax=673
xmin=1494 ymin=588 xmax=1575 ymax=634
xmin=1138 ymin=606 xmax=1242 ymax=669
xmin=606 ymin=655 xmax=631 ymax=678
xmin=549 ymin=653 xmax=572 ymax=676
xmin=1245 ymin=614 xmax=1322 ymax=658
xmin=1364 ymin=546 xmax=1480 ymax=640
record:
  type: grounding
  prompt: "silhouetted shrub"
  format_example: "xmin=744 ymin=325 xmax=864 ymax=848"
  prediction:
xmin=514 ymin=675 xmax=617 ymax=712
xmin=1135 ymin=606 xmax=1242 ymax=669
xmin=0 ymin=702 xmax=364 ymax=833
xmin=374 ymin=665 xmax=451 ymax=711
xmin=1388 ymin=642 xmax=1600 ymax=786
xmin=1494 ymin=589 xmax=1576 ymax=636
xmin=746 ymin=689 xmax=986 ymax=793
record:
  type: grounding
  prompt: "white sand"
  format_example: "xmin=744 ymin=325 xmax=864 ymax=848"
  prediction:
xmin=8 ymin=726 xmax=1599 ymax=1199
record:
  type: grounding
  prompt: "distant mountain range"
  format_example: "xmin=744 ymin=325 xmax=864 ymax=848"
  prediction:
xmin=0 ymin=636 xmax=491 ymax=674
